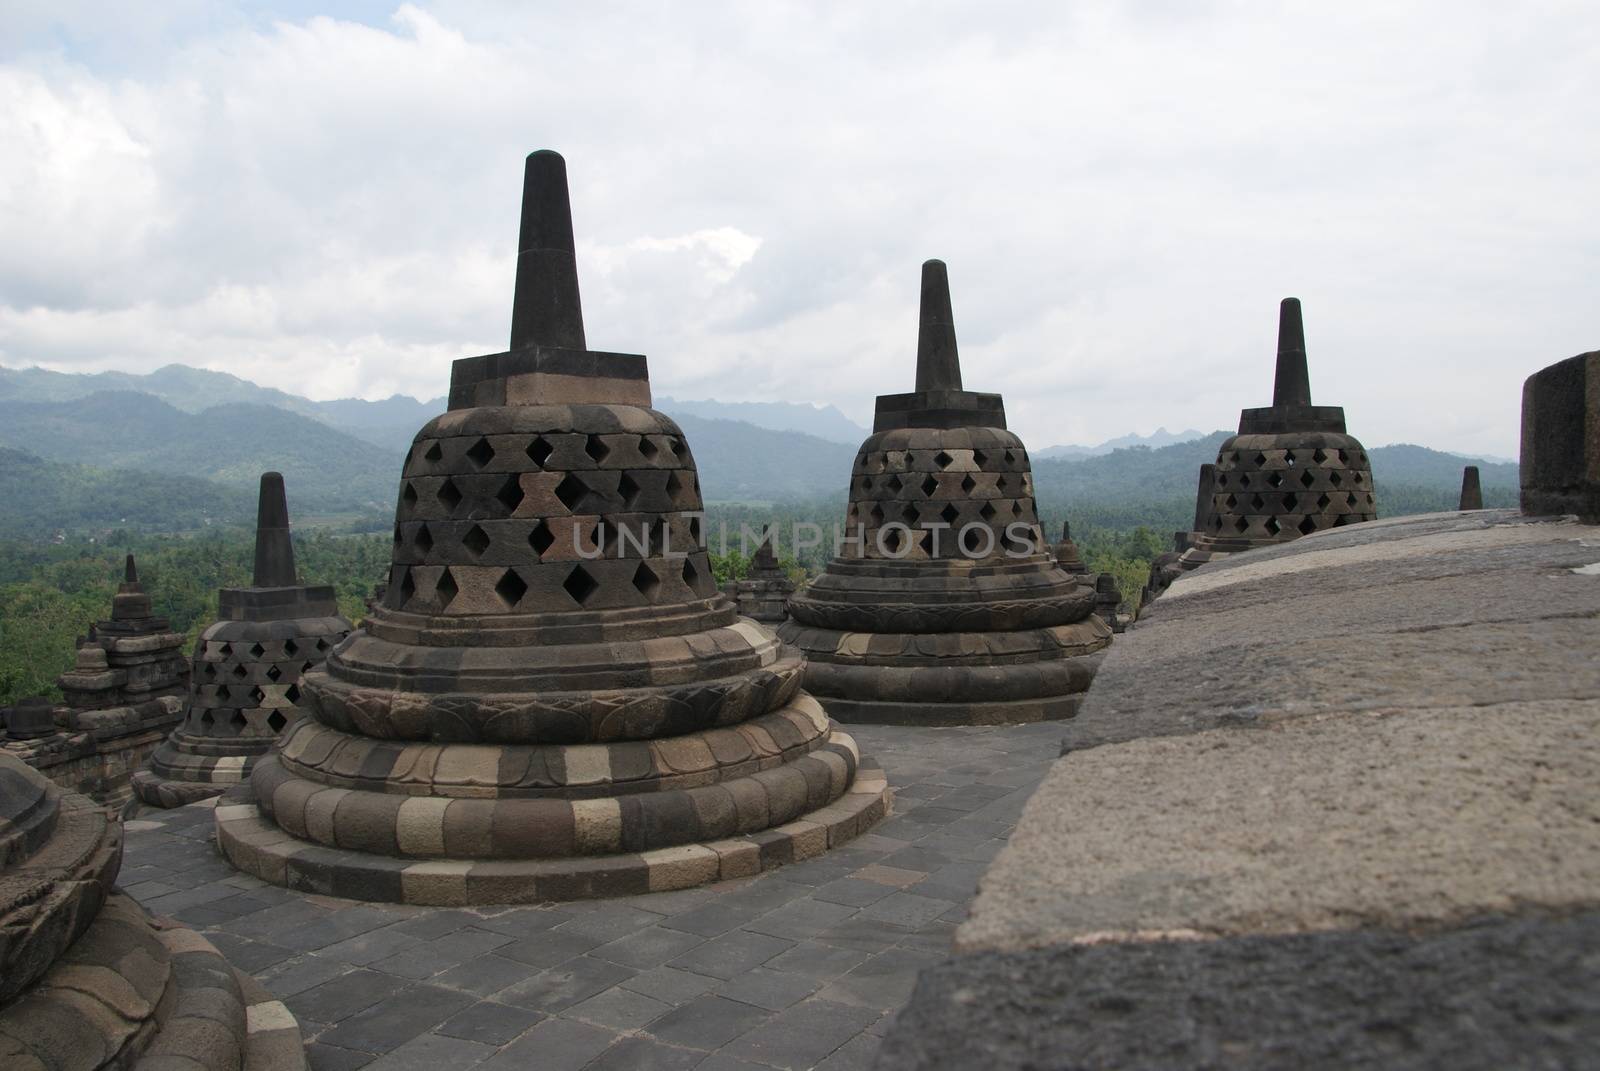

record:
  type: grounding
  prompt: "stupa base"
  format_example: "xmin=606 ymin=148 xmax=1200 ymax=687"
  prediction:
xmin=0 ymin=894 xmax=307 ymax=1071
xmin=807 ymin=692 xmax=1088 ymax=727
xmin=131 ymin=768 xmax=240 ymax=809
xmin=781 ymin=620 xmax=1109 ymax=726
xmin=215 ymin=760 xmax=891 ymax=906
xmin=132 ymin=738 xmax=260 ymax=808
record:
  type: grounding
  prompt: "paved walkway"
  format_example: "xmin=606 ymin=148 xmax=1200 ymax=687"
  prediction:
xmin=121 ymin=722 xmax=1061 ymax=1071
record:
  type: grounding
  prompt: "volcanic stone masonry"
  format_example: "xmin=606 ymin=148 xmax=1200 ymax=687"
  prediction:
xmin=778 ymin=260 xmax=1112 ymax=726
xmin=1521 ymin=349 xmax=1600 ymax=522
xmin=725 ymin=530 xmax=796 ymax=624
xmin=0 ymin=753 xmax=307 ymax=1068
xmin=1 ymin=555 xmax=187 ymax=806
xmin=133 ymin=473 xmax=352 ymax=809
xmin=1141 ymin=298 xmax=1376 ymax=608
xmin=215 ymin=150 xmax=889 ymax=905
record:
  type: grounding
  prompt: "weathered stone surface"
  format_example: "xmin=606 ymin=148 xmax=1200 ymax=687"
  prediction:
xmin=879 ymin=913 xmax=1600 ymax=1071
xmin=219 ymin=150 xmax=884 ymax=903
xmin=1521 ymin=349 xmax=1600 ymax=521
xmin=0 ymin=754 xmax=308 ymax=1069
xmin=875 ymin=510 xmax=1600 ymax=1069
xmin=134 ymin=473 xmax=352 ymax=808
xmin=781 ymin=261 xmax=1110 ymax=725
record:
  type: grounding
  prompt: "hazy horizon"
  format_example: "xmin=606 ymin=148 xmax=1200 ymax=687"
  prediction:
xmin=5 ymin=2 xmax=1597 ymax=459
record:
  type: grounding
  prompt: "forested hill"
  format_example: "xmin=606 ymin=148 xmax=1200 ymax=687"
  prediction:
xmin=672 ymin=414 xmax=856 ymax=501
xmin=0 ymin=363 xmax=1520 ymax=538
xmin=0 ymin=448 xmax=254 ymax=537
xmin=0 ymin=391 xmax=398 ymax=513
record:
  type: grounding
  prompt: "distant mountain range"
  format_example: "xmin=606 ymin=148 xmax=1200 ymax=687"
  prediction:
xmin=0 ymin=362 xmax=1519 ymax=537
xmin=1033 ymin=427 xmax=1211 ymax=459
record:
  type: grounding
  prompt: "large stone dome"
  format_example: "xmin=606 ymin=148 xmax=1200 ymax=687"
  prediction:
xmin=1196 ymin=298 xmax=1376 ymax=551
xmin=779 ymin=260 xmax=1111 ymax=725
xmin=216 ymin=150 xmax=888 ymax=904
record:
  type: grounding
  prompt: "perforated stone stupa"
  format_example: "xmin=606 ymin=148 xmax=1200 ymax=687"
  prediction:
xmin=0 ymin=753 xmax=306 ymax=1068
xmin=133 ymin=473 xmax=351 ymax=808
xmin=215 ymin=150 xmax=888 ymax=904
xmin=726 ymin=531 xmax=796 ymax=624
xmin=1194 ymin=298 xmax=1376 ymax=551
xmin=778 ymin=260 xmax=1112 ymax=725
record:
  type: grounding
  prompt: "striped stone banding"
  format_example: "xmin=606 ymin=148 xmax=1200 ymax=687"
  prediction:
xmin=274 ymin=693 xmax=834 ymax=799
xmin=794 ymin=646 xmax=1105 ymax=705
xmin=813 ymin=692 xmax=1088 ymax=727
xmin=366 ymin=595 xmax=738 ymax=650
xmin=781 ymin=620 xmax=1112 ymax=667
xmin=786 ymin=591 xmax=1099 ymax=634
xmin=328 ymin=616 xmax=785 ymax=692
xmin=250 ymin=725 xmax=861 ymax=860
xmin=238 ymin=971 xmax=309 ymax=1070
xmin=216 ymin=757 xmax=891 ymax=905
xmin=300 ymin=649 xmax=806 ymax=744
xmin=0 ymin=891 xmax=308 ymax=1070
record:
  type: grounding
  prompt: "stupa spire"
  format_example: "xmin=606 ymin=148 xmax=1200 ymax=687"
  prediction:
xmin=251 ymin=472 xmax=297 ymax=588
xmin=914 ymin=259 xmax=962 ymax=392
xmin=1272 ymin=297 xmax=1312 ymax=408
xmin=509 ymin=149 xmax=586 ymax=352
xmin=123 ymin=554 xmax=139 ymax=586
xmin=1460 ymin=465 xmax=1483 ymax=510
xmin=753 ymin=527 xmax=779 ymax=569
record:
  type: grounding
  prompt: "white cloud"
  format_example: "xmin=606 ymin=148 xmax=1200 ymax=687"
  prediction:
xmin=1 ymin=1 xmax=1597 ymax=456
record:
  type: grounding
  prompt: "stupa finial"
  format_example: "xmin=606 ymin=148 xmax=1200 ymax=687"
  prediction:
xmin=754 ymin=528 xmax=779 ymax=569
xmin=914 ymin=259 xmax=962 ymax=392
xmin=1272 ymin=297 xmax=1312 ymax=407
xmin=252 ymin=472 xmax=297 ymax=588
xmin=1460 ymin=465 xmax=1483 ymax=510
xmin=509 ymin=150 xmax=586 ymax=352
xmin=124 ymin=554 xmax=139 ymax=585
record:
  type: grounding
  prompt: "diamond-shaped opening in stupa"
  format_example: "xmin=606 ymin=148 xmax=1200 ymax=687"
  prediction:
xmin=563 ymin=564 xmax=599 ymax=605
xmin=495 ymin=569 xmax=529 ymax=608
xmin=632 ymin=562 xmax=661 ymax=602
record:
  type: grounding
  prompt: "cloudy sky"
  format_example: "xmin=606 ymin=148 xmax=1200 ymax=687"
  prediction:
xmin=2 ymin=2 xmax=1595 ymax=456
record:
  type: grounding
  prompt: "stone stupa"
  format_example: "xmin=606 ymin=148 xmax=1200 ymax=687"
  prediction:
xmin=216 ymin=150 xmax=888 ymax=904
xmin=2 ymin=556 xmax=188 ymax=805
xmin=1193 ymin=298 xmax=1376 ymax=550
xmin=726 ymin=530 xmax=796 ymax=624
xmin=133 ymin=473 xmax=352 ymax=808
xmin=778 ymin=260 xmax=1112 ymax=725
xmin=0 ymin=753 xmax=306 ymax=1068
xmin=1460 ymin=465 xmax=1484 ymax=510
xmin=1050 ymin=522 xmax=1089 ymax=576
xmin=58 ymin=554 xmax=189 ymax=716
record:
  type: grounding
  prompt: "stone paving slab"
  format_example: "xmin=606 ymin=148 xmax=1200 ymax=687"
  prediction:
xmin=122 ymin=722 xmax=1063 ymax=1070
